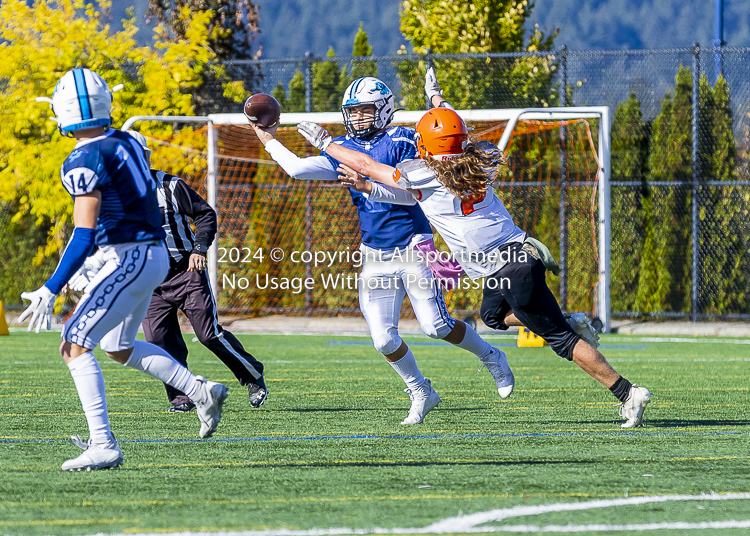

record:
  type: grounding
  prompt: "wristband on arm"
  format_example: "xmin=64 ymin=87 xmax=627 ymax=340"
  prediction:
xmin=192 ymin=243 xmax=208 ymax=257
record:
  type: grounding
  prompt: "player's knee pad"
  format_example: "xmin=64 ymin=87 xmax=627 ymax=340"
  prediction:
xmin=372 ymin=331 xmax=402 ymax=355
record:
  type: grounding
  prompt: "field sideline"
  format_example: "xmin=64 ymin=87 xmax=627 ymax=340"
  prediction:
xmin=1 ymin=331 xmax=750 ymax=536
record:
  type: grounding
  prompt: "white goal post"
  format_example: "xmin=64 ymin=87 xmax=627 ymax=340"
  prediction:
xmin=123 ymin=106 xmax=612 ymax=332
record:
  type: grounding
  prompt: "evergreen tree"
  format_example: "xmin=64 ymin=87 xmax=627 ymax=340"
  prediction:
xmin=610 ymin=93 xmax=648 ymax=312
xmin=312 ymin=47 xmax=342 ymax=112
xmin=636 ymin=94 xmax=672 ymax=313
xmin=272 ymin=82 xmax=287 ymax=110
xmin=335 ymin=63 xmax=350 ymax=106
xmin=351 ymin=22 xmax=377 ymax=80
xmin=275 ymin=24 xmax=377 ymax=115
xmin=664 ymin=65 xmax=694 ymax=312
xmin=636 ymin=65 xmax=693 ymax=313
xmin=699 ymin=75 xmax=748 ymax=314
xmin=285 ymin=70 xmax=307 ymax=112
xmin=337 ymin=23 xmax=377 ymax=104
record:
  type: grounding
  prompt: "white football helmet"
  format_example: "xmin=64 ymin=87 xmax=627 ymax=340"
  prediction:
xmin=341 ymin=77 xmax=395 ymax=139
xmin=36 ymin=68 xmax=122 ymax=135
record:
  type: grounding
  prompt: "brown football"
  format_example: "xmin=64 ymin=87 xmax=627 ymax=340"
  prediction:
xmin=243 ymin=93 xmax=281 ymax=128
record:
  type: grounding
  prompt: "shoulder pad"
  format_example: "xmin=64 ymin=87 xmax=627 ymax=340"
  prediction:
xmin=396 ymin=158 xmax=427 ymax=174
xmin=389 ymin=125 xmax=416 ymax=137
xmin=63 ymin=144 xmax=100 ymax=172
xmin=61 ymin=145 xmax=102 ymax=196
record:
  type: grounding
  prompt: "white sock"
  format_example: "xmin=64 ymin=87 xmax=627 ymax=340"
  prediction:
xmin=67 ymin=352 xmax=114 ymax=447
xmin=124 ymin=341 xmax=204 ymax=403
xmin=455 ymin=323 xmax=494 ymax=360
xmin=388 ymin=348 xmax=426 ymax=391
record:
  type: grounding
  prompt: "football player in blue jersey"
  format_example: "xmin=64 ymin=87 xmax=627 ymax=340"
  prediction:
xmin=23 ymin=68 xmax=228 ymax=471
xmin=249 ymin=76 xmax=514 ymax=425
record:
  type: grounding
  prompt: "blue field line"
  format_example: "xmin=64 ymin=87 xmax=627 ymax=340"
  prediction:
xmin=326 ymin=341 xmax=647 ymax=350
xmin=328 ymin=340 xmax=450 ymax=346
xmin=327 ymin=340 xmax=520 ymax=348
xmin=2 ymin=430 xmax=748 ymax=445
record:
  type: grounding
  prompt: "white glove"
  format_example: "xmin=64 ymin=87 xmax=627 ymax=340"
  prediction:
xmin=19 ymin=285 xmax=56 ymax=333
xmin=424 ymin=66 xmax=443 ymax=101
xmin=68 ymin=249 xmax=106 ymax=292
xmin=298 ymin=121 xmax=333 ymax=152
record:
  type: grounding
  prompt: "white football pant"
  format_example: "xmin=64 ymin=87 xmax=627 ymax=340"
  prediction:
xmin=359 ymin=244 xmax=455 ymax=355
xmin=63 ymin=241 xmax=169 ymax=352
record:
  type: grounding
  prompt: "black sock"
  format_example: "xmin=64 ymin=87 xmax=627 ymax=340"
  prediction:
xmin=609 ymin=376 xmax=633 ymax=403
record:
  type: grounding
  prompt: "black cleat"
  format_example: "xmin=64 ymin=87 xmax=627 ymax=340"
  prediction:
xmin=248 ymin=376 xmax=267 ymax=408
xmin=168 ymin=400 xmax=196 ymax=413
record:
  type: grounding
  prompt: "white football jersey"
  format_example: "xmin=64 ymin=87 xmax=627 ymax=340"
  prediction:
xmin=393 ymin=159 xmax=526 ymax=279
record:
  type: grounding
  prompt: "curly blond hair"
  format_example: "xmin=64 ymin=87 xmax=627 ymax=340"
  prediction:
xmin=422 ymin=140 xmax=509 ymax=200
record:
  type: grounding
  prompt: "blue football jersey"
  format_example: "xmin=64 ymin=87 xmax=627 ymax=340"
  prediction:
xmin=323 ymin=126 xmax=432 ymax=250
xmin=60 ymin=130 xmax=166 ymax=245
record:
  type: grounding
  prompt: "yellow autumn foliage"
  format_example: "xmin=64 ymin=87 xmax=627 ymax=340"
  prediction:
xmin=0 ymin=0 xmax=216 ymax=260
xmin=397 ymin=0 xmax=558 ymax=110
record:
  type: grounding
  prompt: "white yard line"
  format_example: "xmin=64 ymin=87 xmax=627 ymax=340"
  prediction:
xmin=452 ymin=520 xmax=750 ymax=532
xmin=422 ymin=492 xmax=750 ymax=532
xmin=105 ymin=492 xmax=750 ymax=536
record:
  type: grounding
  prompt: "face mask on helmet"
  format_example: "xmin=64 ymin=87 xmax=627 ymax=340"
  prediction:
xmin=415 ymin=108 xmax=469 ymax=158
xmin=341 ymin=77 xmax=395 ymax=140
xmin=36 ymin=68 xmax=123 ymax=136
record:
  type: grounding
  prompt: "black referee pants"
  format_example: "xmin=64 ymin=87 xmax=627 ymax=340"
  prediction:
xmin=142 ymin=268 xmax=264 ymax=405
xmin=479 ymin=243 xmax=581 ymax=361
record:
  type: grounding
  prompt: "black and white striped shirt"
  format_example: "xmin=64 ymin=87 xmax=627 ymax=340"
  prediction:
xmin=152 ymin=170 xmax=217 ymax=277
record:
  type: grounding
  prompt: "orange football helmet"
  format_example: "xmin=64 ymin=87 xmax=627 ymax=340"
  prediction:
xmin=415 ymin=108 xmax=468 ymax=158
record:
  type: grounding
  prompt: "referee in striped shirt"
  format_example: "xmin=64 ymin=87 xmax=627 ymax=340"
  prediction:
xmin=133 ymin=132 xmax=267 ymax=411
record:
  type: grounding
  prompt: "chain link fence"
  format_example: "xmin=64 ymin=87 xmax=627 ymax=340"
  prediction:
xmin=213 ymin=46 xmax=750 ymax=321
xmin=4 ymin=46 xmax=749 ymax=322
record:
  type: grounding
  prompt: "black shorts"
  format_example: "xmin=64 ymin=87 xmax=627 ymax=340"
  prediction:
xmin=479 ymin=243 xmax=580 ymax=361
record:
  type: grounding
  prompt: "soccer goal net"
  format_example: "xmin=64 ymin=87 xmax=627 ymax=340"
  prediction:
xmin=123 ymin=107 xmax=612 ymax=331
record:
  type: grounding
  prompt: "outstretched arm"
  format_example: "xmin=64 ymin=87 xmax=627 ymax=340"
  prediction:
xmin=425 ymin=66 xmax=453 ymax=110
xmin=327 ymin=143 xmax=400 ymax=188
xmin=297 ymin=122 xmax=402 ymax=189
xmin=337 ymin=164 xmax=417 ymax=205
xmin=248 ymin=122 xmax=338 ymax=181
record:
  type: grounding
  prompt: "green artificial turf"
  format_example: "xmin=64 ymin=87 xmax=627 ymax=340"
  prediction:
xmin=1 ymin=330 xmax=749 ymax=535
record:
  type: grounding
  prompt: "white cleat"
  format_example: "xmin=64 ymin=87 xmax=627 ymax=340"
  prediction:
xmin=567 ymin=313 xmax=600 ymax=349
xmin=193 ymin=376 xmax=229 ymax=438
xmin=479 ymin=347 xmax=515 ymax=399
xmin=619 ymin=385 xmax=653 ymax=428
xmin=61 ymin=435 xmax=123 ymax=471
xmin=401 ymin=378 xmax=441 ymax=425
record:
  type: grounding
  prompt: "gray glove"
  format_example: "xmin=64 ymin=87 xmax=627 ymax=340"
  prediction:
xmin=523 ymin=237 xmax=561 ymax=276
xmin=298 ymin=121 xmax=333 ymax=152
xmin=425 ymin=66 xmax=443 ymax=101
